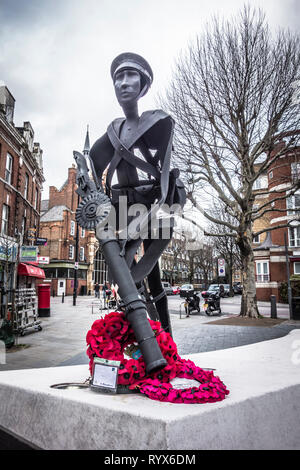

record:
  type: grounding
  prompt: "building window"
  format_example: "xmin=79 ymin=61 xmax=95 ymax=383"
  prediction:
xmin=70 ymin=220 xmax=75 ymax=236
xmin=253 ymin=176 xmax=267 ymax=190
xmin=57 ymin=268 xmax=68 ymax=278
xmin=5 ymin=153 xmax=13 ymax=185
xmin=1 ymin=204 xmax=9 ymax=235
xmin=24 ymin=173 xmax=29 ymax=199
xmin=35 ymin=188 xmax=39 ymax=210
xmin=294 ymin=262 xmax=300 ymax=275
xmin=80 ymin=247 xmax=85 ymax=261
xmin=93 ymin=248 xmax=108 ymax=285
xmin=253 ymin=178 xmax=261 ymax=190
xmin=69 ymin=245 xmax=74 ymax=259
xmin=253 ymin=234 xmax=260 ymax=243
xmin=269 ymin=171 xmax=273 ymax=179
xmin=21 ymin=216 xmax=26 ymax=235
xmin=81 ymin=228 xmax=85 ymax=238
xmin=289 ymin=226 xmax=300 ymax=247
xmin=287 ymin=191 xmax=300 ymax=215
xmin=43 ymin=268 xmax=57 ymax=278
xmin=291 ymin=163 xmax=300 ymax=183
xmin=256 ymin=261 xmax=269 ymax=282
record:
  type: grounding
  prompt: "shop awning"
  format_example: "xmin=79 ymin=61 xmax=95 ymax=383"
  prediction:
xmin=18 ymin=263 xmax=45 ymax=279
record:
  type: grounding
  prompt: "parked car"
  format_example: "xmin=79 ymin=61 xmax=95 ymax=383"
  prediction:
xmin=201 ymin=284 xmax=220 ymax=299
xmin=179 ymin=284 xmax=194 ymax=297
xmin=223 ymin=284 xmax=230 ymax=297
xmin=162 ymin=282 xmax=173 ymax=295
xmin=201 ymin=284 xmax=230 ymax=298
xmin=233 ymin=283 xmax=243 ymax=294
xmin=172 ymin=285 xmax=180 ymax=295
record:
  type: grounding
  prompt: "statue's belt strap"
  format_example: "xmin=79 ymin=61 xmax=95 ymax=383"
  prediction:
xmin=106 ymin=115 xmax=174 ymax=251
xmin=106 ymin=123 xmax=161 ymax=183
xmin=152 ymin=290 xmax=167 ymax=303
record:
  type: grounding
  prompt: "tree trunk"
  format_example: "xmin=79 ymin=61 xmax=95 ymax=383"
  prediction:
xmin=229 ymin=257 xmax=234 ymax=297
xmin=238 ymin=235 xmax=260 ymax=318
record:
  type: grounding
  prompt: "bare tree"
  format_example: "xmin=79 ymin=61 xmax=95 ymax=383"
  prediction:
xmin=162 ymin=5 xmax=300 ymax=317
xmin=189 ymin=242 xmax=215 ymax=287
xmin=207 ymin=203 xmax=243 ymax=296
xmin=167 ymin=236 xmax=184 ymax=285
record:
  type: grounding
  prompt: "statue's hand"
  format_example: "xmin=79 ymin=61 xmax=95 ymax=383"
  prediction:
xmin=73 ymin=150 xmax=97 ymax=197
xmin=77 ymin=175 xmax=87 ymax=190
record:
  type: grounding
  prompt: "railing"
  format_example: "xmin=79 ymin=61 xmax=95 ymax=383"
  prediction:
xmin=256 ymin=274 xmax=270 ymax=283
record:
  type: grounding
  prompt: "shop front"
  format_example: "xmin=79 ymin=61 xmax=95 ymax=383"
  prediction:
xmin=17 ymin=263 xmax=46 ymax=287
xmin=42 ymin=261 xmax=88 ymax=296
xmin=0 ymin=236 xmax=18 ymax=320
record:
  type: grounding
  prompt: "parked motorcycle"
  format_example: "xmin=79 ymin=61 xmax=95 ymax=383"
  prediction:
xmin=203 ymin=292 xmax=221 ymax=316
xmin=184 ymin=293 xmax=201 ymax=316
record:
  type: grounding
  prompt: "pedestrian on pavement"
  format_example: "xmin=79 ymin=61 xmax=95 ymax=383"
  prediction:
xmin=103 ymin=282 xmax=108 ymax=301
xmin=106 ymin=283 xmax=112 ymax=301
xmin=94 ymin=282 xmax=100 ymax=298
xmin=219 ymin=284 xmax=225 ymax=297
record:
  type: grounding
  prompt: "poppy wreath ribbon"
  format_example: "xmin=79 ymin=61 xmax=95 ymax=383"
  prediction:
xmin=86 ymin=311 xmax=229 ymax=404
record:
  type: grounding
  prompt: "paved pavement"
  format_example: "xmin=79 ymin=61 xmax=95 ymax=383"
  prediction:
xmin=1 ymin=294 xmax=299 ymax=372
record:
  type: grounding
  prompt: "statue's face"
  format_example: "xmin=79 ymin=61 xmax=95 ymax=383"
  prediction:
xmin=114 ymin=69 xmax=141 ymax=106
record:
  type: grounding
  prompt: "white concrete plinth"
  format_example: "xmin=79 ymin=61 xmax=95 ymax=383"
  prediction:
xmin=0 ymin=330 xmax=300 ymax=450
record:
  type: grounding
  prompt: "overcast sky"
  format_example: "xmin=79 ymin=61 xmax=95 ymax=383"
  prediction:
xmin=0 ymin=0 xmax=299 ymax=200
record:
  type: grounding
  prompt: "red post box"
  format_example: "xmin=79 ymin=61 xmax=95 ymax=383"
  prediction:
xmin=38 ymin=284 xmax=51 ymax=317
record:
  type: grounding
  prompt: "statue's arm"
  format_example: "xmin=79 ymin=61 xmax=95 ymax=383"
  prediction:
xmin=149 ymin=113 xmax=175 ymax=170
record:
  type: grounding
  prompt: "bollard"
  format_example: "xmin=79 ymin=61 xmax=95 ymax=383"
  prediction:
xmin=270 ymin=295 xmax=277 ymax=319
xmin=62 ymin=293 xmax=64 ymax=303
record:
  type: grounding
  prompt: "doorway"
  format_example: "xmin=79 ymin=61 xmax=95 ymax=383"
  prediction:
xmin=57 ymin=279 xmax=66 ymax=296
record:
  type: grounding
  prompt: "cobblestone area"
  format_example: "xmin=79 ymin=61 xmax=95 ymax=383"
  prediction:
xmin=172 ymin=319 xmax=300 ymax=356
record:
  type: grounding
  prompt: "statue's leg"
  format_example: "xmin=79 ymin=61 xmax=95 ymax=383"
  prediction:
xmin=147 ymin=261 xmax=172 ymax=337
xmin=96 ymin=224 xmax=167 ymax=373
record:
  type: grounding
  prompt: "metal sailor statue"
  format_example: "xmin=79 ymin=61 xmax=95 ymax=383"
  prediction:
xmin=73 ymin=53 xmax=186 ymax=374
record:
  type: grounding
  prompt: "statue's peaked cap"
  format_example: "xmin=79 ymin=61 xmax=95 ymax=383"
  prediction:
xmin=111 ymin=52 xmax=153 ymax=98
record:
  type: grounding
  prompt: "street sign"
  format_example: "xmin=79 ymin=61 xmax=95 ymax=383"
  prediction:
xmin=36 ymin=237 xmax=48 ymax=246
xmin=27 ymin=228 xmax=36 ymax=240
xmin=37 ymin=256 xmax=50 ymax=264
xmin=20 ymin=246 xmax=38 ymax=262
xmin=218 ymin=258 xmax=226 ymax=277
xmin=74 ymin=262 xmax=79 ymax=270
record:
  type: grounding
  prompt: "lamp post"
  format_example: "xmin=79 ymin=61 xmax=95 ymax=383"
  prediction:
xmin=284 ymin=232 xmax=293 ymax=320
xmin=72 ymin=125 xmax=90 ymax=306
xmin=73 ymin=193 xmax=80 ymax=306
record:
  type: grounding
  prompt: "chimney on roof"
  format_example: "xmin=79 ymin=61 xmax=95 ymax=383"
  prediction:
xmin=0 ymin=82 xmax=16 ymax=124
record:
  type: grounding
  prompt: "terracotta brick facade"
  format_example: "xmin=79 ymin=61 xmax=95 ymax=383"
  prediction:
xmin=0 ymin=84 xmax=44 ymax=298
xmin=253 ymin=138 xmax=300 ymax=302
xmin=39 ymin=165 xmax=97 ymax=296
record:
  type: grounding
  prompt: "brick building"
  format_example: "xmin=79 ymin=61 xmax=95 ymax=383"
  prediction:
xmin=253 ymin=136 xmax=300 ymax=301
xmin=0 ymin=82 xmax=45 ymax=307
xmin=39 ymin=164 xmax=98 ymax=296
xmin=39 ymin=129 xmax=103 ymax=296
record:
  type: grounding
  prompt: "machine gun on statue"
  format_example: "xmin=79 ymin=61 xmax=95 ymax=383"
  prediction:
xmin=73 ymin=150 xmax=167 ymax=374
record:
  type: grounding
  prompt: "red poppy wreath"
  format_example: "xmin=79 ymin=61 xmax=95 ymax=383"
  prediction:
xmin=86 ymin=311 xmax=229 ymax=404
